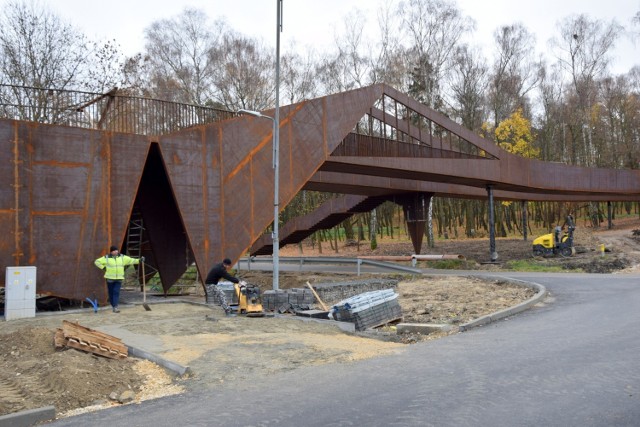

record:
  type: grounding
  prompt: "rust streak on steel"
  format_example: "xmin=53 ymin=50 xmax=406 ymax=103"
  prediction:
xmin=31 ymin=211 xmax=84 ymax=216
xmin=32 ymin=160 xmax=91 ymax=168
xmin=218 ymin=123 xmax=226 ymax=262
xmin=227 ymin=129 xmax=272 ymax=181
xmin=12 ymin=122 xmax=21 ymax=265
xmin=201 ymin=125 xmax=209 ymax=258
xmin=226 ymin=102 xmax=305 ymax=183
xmin=106 ymin=130 xmax=112 ymax=247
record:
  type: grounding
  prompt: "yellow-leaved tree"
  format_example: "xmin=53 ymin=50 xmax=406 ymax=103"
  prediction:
xmin=494 ymin=108 xmax=539 ymax=159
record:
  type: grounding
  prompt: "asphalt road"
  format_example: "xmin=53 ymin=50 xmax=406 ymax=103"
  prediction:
xmin=50 ymin=272 xmax=640 ymax=427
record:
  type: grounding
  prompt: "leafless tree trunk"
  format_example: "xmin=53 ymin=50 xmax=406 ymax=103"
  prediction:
xmin=143 ymin=8 xmax=225 ymax=105
xmin=488 ymin=24 xmax=542 ymax=128
xmin=0 ymin=1 xmax=126 ymax=120
xmin=551 ymin=14 xmax=623 ymax=166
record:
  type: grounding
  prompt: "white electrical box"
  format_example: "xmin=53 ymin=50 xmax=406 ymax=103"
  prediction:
xmin=5 ymin=266 xmax=37 ymax=321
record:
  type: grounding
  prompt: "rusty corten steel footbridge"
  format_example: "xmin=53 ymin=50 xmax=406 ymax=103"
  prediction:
xmin=1 ymin=83 xmax=639 ymax=303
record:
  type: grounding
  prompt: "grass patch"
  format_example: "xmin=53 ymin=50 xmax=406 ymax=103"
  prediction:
xmin=421 ymin=259 xmax=468 ymax=269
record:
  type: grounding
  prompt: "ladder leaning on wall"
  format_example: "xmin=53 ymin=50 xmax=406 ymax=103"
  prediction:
xmin=124 ymin=208 xmax=158 ymax=290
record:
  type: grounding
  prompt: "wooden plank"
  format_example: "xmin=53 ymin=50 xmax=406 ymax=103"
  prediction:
xmin=62 ymin=320 xmax=127 ymax=352
xmin=60 ymin=320 xmax=128 ymax=359
xmin=62 ymin=320 xmax=124 ymax=345
xmin=53 ymin=328 xmax=66 ymax=349
xmin=368 ymin=316 xmax=403 ymax=330
xmin=65 ymin=338 xmax=127 ymax=359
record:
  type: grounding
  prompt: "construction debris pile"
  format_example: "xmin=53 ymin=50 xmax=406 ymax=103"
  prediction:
xmin=328 ymin=289 xmax=403 ymax=331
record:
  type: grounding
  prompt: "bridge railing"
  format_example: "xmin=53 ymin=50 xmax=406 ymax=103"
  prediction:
xmin=0 ymin=84 xmax=234 ymax=135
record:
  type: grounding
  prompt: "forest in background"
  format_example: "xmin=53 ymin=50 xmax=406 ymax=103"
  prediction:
xmin=1 ymin=0 xmax=639 ymax=249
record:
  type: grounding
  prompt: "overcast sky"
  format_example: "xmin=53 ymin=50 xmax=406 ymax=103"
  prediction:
xmin=3 ymin=0 xmax=639 ymax=75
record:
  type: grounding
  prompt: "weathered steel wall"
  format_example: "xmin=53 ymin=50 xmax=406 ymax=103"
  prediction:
xmin=0 ymin=119 xmax=150 ymax=302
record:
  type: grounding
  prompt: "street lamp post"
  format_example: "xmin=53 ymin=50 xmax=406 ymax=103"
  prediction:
xmin=236 ymin=1 xmax=282 ymax=291
xmin=237 ymin=109 xmax=279 ymax=290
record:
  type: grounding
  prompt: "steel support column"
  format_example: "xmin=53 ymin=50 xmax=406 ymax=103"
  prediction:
xmin=397 ymin=193 xmax=433 ymax=254
xmin=487 ymin=185 xmax=497 ymax=262
xmin=522 ymin=200 xmax=528 ymax=241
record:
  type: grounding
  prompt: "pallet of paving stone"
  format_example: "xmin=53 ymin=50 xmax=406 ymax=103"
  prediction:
xmin=351 ymin=301 xmax=403 ymax=330
xmin=329 ymin=289 xmax=402 ymax=330
xmin=54 ymin=320 xmax=128 ymax=360
xmin=330 ymin=289 xmax=398 ymax=320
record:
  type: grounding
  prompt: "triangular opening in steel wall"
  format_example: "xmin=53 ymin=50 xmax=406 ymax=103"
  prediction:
xmin=128 ymin=142 xmax=194 ymax=293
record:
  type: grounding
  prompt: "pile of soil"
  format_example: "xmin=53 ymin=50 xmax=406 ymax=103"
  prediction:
xmin=1 ymin=216 xmax=639 ymax=419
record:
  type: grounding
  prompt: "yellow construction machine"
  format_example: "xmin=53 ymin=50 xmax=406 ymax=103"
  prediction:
xmin=532 ymin=215 xmax=576 ymax=257
xmin=232 ymin=282 xmax=265 ymax=317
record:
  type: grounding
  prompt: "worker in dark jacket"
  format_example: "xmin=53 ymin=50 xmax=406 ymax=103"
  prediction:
xmin=205 ymin=258 xmax=245 ymax=315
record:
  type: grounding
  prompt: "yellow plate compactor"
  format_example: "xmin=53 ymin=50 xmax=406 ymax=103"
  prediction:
xmin=233 ymin=283 xmax=265 ymax=317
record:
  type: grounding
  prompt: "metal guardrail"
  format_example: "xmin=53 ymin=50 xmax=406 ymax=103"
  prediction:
xmin=238 ymin=256 xmax=422 ymax=275
xmin=0 ymin=83 xmax=234 ymax=135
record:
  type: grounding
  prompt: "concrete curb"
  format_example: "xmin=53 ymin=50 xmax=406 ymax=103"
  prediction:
xmin=458 ymin=276 xmax=547 ymax=332
xmin=127 ymin=345 xmax=191 ymax=377
xmin=0 ymin=405 xmax=55 ymax=427
xmin=277 ymin=313 xmax=356 ymax=333
xmin=396 ymin=323 xmax=455 ymax=335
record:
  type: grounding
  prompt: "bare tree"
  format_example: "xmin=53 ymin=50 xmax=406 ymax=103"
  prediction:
xmin=632 ymin=9 xmax=640 ymax=37
xmin=597 ymin=75 xmax=637 ymax=168
xmin=0 ymin=0 xmax=130 ymax=125
xmin=86 ymin=39 xmax=129 ymax=93
xmin=335 ymin=9 xmax=371 ymax=89
xmin=213 ymin=32 xmax=275 ymax=111
xmin=550 ymin=14 xmax=623 ymax=166
xmin=449 ymin=45 xmax=488 ymax=130
xmin=280 ymin=48 xmax=318 ymax=105
xmin=536 ymin=62 xmax=568 ymax=162
xmin=487 ymin=23 xmax=542 ymax=127
xmin=552 ymin=14 xmax=623 ymax=109
xmin=0 ymin=0 xmax=90 ymax=89
xmin=628 ymin=65 xmax=640 ymax=94
xmin=370 ymin=0 xmax=409 ymax=90
xmin=398 ymin=0 xmax=474 ymax=108
xmin=316 ymin=8 xmax=372 ymax=95
xmin=144 ymin=8 xmax=225 ymax=105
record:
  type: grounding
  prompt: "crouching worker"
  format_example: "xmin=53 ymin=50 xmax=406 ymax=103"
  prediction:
xmin=205 ymin=258 xmax=246 ymax=316
xmin=94 ymin=245 xmax=143 ymax=313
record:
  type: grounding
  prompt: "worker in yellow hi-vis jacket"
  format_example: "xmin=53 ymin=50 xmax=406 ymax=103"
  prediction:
xmin=94 ymin=245 xmax=143 ymax=313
